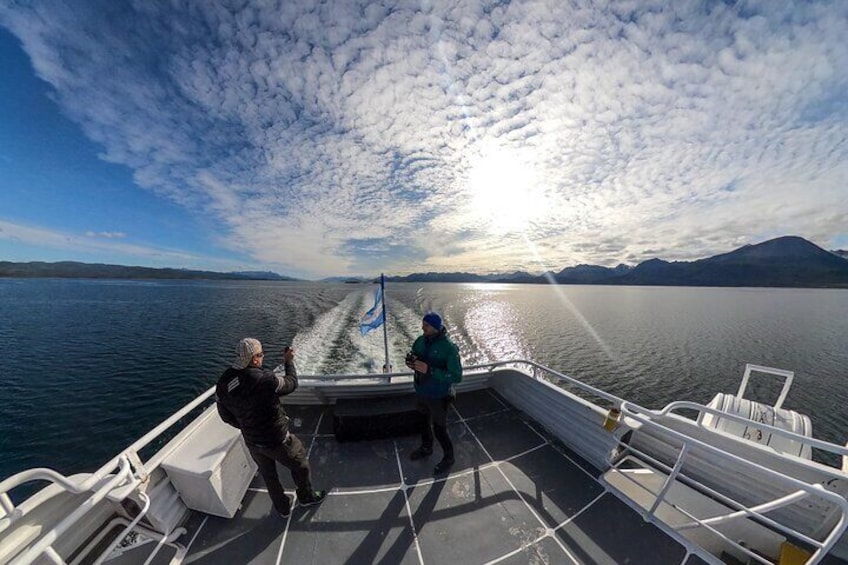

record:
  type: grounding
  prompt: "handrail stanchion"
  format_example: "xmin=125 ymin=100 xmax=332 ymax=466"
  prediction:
xmin=91 ymin=492 xmax=151 ymax=565
xmin=42 ymin=547 xmax=64 ymax=565
xmin=0 ymin=493 xmax=14 ymax=515
xmin=646 ymin=443 xmax=690 ymax=519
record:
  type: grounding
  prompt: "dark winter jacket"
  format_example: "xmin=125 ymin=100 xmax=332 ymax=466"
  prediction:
xmin=411 ymin=329 xmax=462 ymax=399
xmin=216 ymin=361 xmax=298 ymax=447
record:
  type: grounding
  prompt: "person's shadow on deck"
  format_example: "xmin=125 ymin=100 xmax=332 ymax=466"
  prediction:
xmin=186 ymin=489 xmax=287 ymax=564
xmin=348 ymin=477 xmax=447 ymax=565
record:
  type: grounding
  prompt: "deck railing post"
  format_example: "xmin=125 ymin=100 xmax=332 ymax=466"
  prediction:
xmin=646 ymin=443 xmax=690 ymax=519
xmin=91 ymin=492 xmax=151 ymax=565
xmin=0 ymin=492 xmax=14 ymax=516
xmin=43 ymin=546 xmax=65 ymax=564
xmin=126 ymin=449 xmax=147 ymax=481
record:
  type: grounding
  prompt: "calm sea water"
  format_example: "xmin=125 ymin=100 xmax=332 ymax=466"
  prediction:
xmin=2 ymin=279 xmax=847 ymax=493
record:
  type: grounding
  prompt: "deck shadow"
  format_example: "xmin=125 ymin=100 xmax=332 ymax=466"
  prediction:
xmin=555 ymin=493 xmax=687 ymax=565
xmin=407 ymin=467 xmax=544 ymax=564
xmin=282 ymin=490 xmax=418 ymax=564
xmin=183 ymin=489 xmax=288 ymax=564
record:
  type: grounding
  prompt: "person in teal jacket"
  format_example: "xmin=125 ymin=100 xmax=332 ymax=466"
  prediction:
xmin=405 ymin=312 xmax=463 ymax=474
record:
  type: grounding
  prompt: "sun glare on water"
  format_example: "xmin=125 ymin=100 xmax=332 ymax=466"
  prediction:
xmin=467 ymin=148 xmax=545 ymax=232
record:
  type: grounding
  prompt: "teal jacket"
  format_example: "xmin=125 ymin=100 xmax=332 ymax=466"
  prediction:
xmin=411 ymin=329 xmax=462 ymax=399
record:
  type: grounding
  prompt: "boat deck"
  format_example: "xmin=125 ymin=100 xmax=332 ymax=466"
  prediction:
xmin=169 ymin=389 xmax=835 ymax=565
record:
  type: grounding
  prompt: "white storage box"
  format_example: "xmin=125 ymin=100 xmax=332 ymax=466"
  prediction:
xmin=161 ymin=407 xmax=257 ymax=518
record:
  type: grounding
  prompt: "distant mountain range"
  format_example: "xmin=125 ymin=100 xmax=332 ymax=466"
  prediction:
xmin=3 ymin=237 xmax=847 ymax=287
xmin=320 ymin=276 xmax=372 ymax=283
xmin=230 ymin=270 xmax=295 ymax=280
xmin=0 ymin=261 xmax=296 ymax=281
xmin=386 ymin=237 xmax=848 ymax=288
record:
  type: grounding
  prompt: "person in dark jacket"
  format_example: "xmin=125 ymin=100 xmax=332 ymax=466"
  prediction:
xmin=217 ymin=338 xmax=326 ymax=517
xmin=405 ymin=312 xmax=463 ymax=474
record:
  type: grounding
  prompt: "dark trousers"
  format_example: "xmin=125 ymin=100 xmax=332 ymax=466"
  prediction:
xmin=247 ymin=434 xmax=312 ymax=512
xmin=417 ymin=396 xmax=454 ymax=459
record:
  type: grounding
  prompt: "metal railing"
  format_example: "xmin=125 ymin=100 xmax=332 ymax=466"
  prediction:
xmin=295 ymin=361 xmax=498 ymax=381
xmin=448 ymin=360 xmax=848 ymax=565
xmin=4 ymin=457 xmax=133 ymax=565
xmin=648 ymin=400 xmax=848 ymax=459
xmin=297 ymin=359 xmax=625 ymax=406
xmin=90 ymin=492 xmax=150 ymax=565
xmin=614 ymin=400 xmax=848 ymax=565
xmin=2 ymin=360 xmax=847 ymax=565
xmin=0 ymin=385 xmax=218 ymax=565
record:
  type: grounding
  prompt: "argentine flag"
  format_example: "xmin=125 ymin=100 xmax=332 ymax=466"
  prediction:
xmin=359 ymin=286 xmax=385 ymax=336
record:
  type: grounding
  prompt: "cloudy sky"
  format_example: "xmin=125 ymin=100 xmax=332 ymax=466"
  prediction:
xmin=1 ymin=1 xmax=846 ymax=279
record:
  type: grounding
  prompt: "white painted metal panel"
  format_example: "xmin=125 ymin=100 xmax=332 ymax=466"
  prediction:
xmin=160 ymin=407 xmax=257 ymax=518
xmin=285 ymin=371 xmax=492 ymax=405
xmin=490 ymin=368 xmax=620 ymax=471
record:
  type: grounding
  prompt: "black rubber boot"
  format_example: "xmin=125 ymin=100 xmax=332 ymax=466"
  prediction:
xmin=409 ymin=446 xmax=433 ymax=460
xmin=297 ymin=489 xmax=327 ymax=507
xmin=433 ymin=456 xmax=455 ymax=475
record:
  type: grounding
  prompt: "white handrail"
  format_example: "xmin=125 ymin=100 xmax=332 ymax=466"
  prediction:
xmin=675 ymin=490 xmax=811 ymax=534
xmin=299 ymin=359 xmax=625 ymax=405
xmin=297 ymin=361 xmax=527 ymax=381
xmin=301 ymin=360 xmax=848 ymax=458
xmin=1 ymin=387 xmax=217 ymax=538
xmin=611 ymin=449 xmax=836 ymax=564
xmin=0 ymin=461 xmax=130 ymax=521
xmin=649 ymin=400 xmax=848 ymax=458
xmin=1 ymin=493 xmax=14 ymax=516
xmin=104 ymin=387 xmax=218 ymax=476
xmin=619 ymin=400 xmax=848 ymax=564
xmin=611 ymin=442 xmax=821 ymax=545
xmin=12 ymin=456 xmax=134 ymax=565
xmin=0 ymin=467 xmax=105 ymax=498
xmin=90 ymin=492 xmax=150 ymax=565
xmin=621 ymin=401 xmax=848 ymax=507
xmin=609 ymin=462 xmax=779 ymax=565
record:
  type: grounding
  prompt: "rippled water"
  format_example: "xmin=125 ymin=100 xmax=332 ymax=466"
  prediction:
xmin=2 ymin=279 xmax=847 ymax=490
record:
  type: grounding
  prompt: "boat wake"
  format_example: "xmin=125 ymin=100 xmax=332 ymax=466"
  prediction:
xmin=287 ymin=289 xmax=429 ymax=376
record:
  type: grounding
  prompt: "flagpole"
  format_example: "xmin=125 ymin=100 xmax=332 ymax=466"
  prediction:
xmin=380 ymin=273 xmax=391 ymax=373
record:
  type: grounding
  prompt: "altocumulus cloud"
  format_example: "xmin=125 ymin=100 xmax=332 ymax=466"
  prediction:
xmin=1 ymin=0 xmax=846 ymax=277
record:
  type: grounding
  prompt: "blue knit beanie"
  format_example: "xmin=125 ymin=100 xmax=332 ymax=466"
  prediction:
xmin=422 ymin=312 xmax=443 ymax=331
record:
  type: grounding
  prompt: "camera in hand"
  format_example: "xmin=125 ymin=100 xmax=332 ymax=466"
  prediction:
xmin=407 ymin=352 xmax=426 ymax=384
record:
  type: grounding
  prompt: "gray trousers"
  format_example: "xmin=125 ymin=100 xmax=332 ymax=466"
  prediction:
xmin=247 ymin=434 xmax=312 ymax=512
xmin=417 ymin=396 xmax=454 ymax=458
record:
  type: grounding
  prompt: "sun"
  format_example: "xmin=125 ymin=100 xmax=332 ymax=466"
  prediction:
xmin=467 ymin=148 xmax=544 ymax=232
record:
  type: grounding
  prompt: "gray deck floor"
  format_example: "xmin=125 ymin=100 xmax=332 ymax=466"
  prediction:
xmin=176 ymin=390 xmax=725 ymax=564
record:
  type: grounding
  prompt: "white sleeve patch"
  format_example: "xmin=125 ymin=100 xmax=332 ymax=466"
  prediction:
xmin=275 ymin=376 xmax=287 ymax=393
xmin=227 ymin=377 xmax=240 ymax=392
